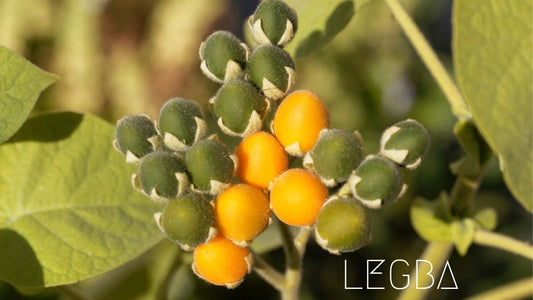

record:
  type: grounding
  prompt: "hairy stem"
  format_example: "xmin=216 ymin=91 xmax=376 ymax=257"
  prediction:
xmin=467 ymin=277 xmax=533 ymax=300
xmin=384 ymin=0 xmax=470 ymax=119
xmin=252 ymin=251 xmax=286 ymax=292
xmin=278 ymin=221 xmax=301 ymax=300
xmin=398 ymin=242 xmax=454 ymax=300
xmin=474 ymin=229 xmax=533 ymax=260
xmin=55 ymin=285 xmax=92 ymax=300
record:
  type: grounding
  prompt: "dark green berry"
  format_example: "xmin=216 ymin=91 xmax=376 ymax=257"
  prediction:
xmin=305 ymin=129 xmax=363 ymax=186
xmin=114 ymin=114 xmax=158 ymax=163
xmin=185 ymin=139 xmax=235 ymax=194
xmin=248 ymin=45 xmax=295 ymax=100
xmin=213 ymin=80 xmax=267 ymax=136
xmin=249 ymin=0 xmax=298 ymax=46
xmin=138 ymin=152 xmax=188 ymax=201
xmin=199 ymin=31 xmax=249 ymax=83
xmin=158 ymin=193 xmax=216 ymax=251
xmin=158 ymin=98 xmax=206 ymax=151
xmin=380 ymin=119 xmax=430 ymax=169
xmin=348 ymin=155 xmax=404 ymax=208
xmin=315 ymin=196 xmax=371 ymax=254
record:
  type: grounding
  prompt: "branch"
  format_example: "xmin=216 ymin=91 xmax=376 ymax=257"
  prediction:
xmin=467 ymin=277 xmax=533 ymax=300
xmin=384 ymin=0 xmax=470 ymax=119
xmin=473 ymin=229 xmax=533 ymax=260
xmin=397 ymin=242 xmax=453 ymax=300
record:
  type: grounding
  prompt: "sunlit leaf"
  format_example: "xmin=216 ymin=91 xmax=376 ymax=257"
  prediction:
xmin=0 ymin=112 xmax=163 ymax=288
xmin=0 ymin=46 xmax=58 ymax=144
xmin=454 ymin=0 xmax=532 ymax=211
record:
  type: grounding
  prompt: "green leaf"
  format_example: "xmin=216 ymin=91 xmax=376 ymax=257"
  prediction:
xmin=285 ymin=0 xmax=368 ymax=58
xmin=453 ymin=0 xmax=533 ymax=211
xmin=0 ymin=112 xmax=163 ymax=288
xmin=0 ymin=46 xmax=58 ymax=144
xmin=450 ymin=219 xmax=476 ymax=256
xmin=410 ymin=194 xmax=454 ymax=243
xmin=471 ymin=207 xmax=497 ymax=231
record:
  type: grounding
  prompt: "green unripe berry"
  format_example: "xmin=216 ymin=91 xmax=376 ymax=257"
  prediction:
xmin=212 ymin=80 xmax=267 ymax=137
xmin=249 ymin=0 xmax=298 ymax=46
xmin=348 ymin=155 xmax=405 ymax=208
xmin=157 ymin=193 xmax=216 ymax=251
xmin=304 ymin=129 xmax=363 ymax=186
xmin=248 ymin=45 xmax=295 ymax=100
xmin=380 ymin=119 xmax=430 ymax=169
xmin=315 ymin=196 xmax=371 ymax=254
xmin=114 ymin=114 xmax=158 ymax=163
xmin=199 ymin=31 xmax=249 ymax=83
xmin=185 ymin=139 xmax=236 ymax=194
xmin=158 ymin=98 xmax=207 ymax=151
xmin=138 ymin=152 xmax=188 ymax=202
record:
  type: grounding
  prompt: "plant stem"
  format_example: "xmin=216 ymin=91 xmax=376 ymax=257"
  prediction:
xmin=467 ymin=277 xmax=533 ymax=300
xmin=448 ymin=172 xmax=485 ymax=217
xmin=277 ymin=221 xmax=301 ymax=300
xmin=252 ymin=251 xmax=286 ymax=292
xmin=55 ymin=285 xmax=92 ymax=300
xmin=473 ymin=229 xmax=533 ymax=260
xmin=384 ymin=0 xmax=470 ymax=119
xmin=397 ymin=242 xmax=453 ymax=300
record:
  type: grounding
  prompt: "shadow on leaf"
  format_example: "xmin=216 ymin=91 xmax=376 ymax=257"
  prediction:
xmin=4 ymin=112 xmax=84 ymax=144
xmin=0 ymin=229 xmax=44 ymax=288
xmin=294 ymin=1 xmax=354 ymax=58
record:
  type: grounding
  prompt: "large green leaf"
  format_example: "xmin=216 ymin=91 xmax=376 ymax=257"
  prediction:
xmin=453 ymin=0 xmax=532 ymax=211
xmin=285 ymin=0 xmax=369 ymax=58
xmin=0 ymin=46 xmax=58 ymax=144
xmin=0 ymin=112 xmax=163 ymax=288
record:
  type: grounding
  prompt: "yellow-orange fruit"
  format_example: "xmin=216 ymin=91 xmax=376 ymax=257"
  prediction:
xmin=193 ymin=234 xmax=252 ymax=288
xmin=216 ymin=184 xmax=270 ymax=245
xmin=270 ymin=168 xmax=329 ymax=226
xmin=235 ymin=131 xmax=288 ymax=189
xmin=273 ymin=90 xmax=329 ymax=155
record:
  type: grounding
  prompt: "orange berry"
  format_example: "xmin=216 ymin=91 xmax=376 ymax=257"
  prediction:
xmin=193 ymin=234 xmax=252 ymax=288
xmin=273 ymin=90 xmax=329 ymax=155
xmin=216 ymin=184 xmax=270 ymax=245
xmin=270 ymin=168 xmax=329 ymax=226
xmin=235 ymin=131 xmax=288 ymax=189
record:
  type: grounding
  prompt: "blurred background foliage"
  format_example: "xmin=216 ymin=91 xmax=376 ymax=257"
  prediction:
xmin=0 ymin=0 xmax=530 ymax=299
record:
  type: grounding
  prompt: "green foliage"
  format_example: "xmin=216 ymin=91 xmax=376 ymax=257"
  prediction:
xmin=0 ymin=112 xmax=162 ymax=288
xmin=0 ymin=46 xmax=57 ymax=144
xmin=453 ymin=0 xmax=533 ymax=211
xmin=284 ymin=0 xmax=369 ymax=57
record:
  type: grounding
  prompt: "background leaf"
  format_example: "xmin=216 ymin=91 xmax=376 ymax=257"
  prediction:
xmin=0 ymin=112 xmax=163 ymax=288
xmin=285 ymin=0 xmax=369 ymax=58
xmin=410 ymin=195 xmax=454 ymax=243
xmin=0 ymin=46 xmax=58 ymax=144
xmin=453 ymin=0 xmax=532 ymax=211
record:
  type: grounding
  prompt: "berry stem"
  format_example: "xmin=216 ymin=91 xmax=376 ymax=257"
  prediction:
xmin=384 ymin=0 xmax=470 ymax=120
xmin=252 ymin=251 xmax=286 ymax=292
xmin=397 ymin=242 xmax=453 ymax=300
xmin=466 ymin=277 xmax=533 ymax=300
xmin=277 ymin=220 xmax=310 ymax=300
xmin=473 ymin=229 xmax=533 ymax=260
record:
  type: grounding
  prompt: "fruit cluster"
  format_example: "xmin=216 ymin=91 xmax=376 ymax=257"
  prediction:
xmin=113 ymin=0 xmax=429 ymax=289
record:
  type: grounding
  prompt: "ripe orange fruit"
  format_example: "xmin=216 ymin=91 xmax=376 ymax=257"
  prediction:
xmin=193 ymin=234 xmax=252 ymax=288
xmin=273 ymin=90 xmax=329 ymax=155
xmin=270 ymin=168 xmax=329 ymax=226
xmin=215 ymin=184 xmax=270 ymax=245
xmin=235 ymin=131 xmax=288 ymax=189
